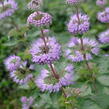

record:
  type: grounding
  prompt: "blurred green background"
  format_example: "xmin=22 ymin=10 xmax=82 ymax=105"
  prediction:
xmin=0 ymin=0 xmax=109 ymax=109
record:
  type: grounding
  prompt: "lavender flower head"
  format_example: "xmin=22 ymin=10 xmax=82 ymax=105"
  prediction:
xmin=4 ymin=55 xmax=21 ymax=71
xmin=98 ymin=29 xmax=109 ymax=43
xmin=66 ymin=0 xmax=81 ymax=5
xmin=27 ymin=11 xmax=52 ymax=27
xmin=67 ymin=13 xmax=90 ymax=34
xmin=30 ymin=37 xmax=61 ymax=64
xmin=96 ymin=0 xmax=107 ymax=6
xmin=35 ymin=64 xmax=74 ymax=92
xmin=0 ymin=0 xmax=18 ymax=19
xmin=65 ymin=37 xmax=100 ymax=62
xmin=10 ymin=61 xmax=33 ymax=85
xmin=27 ymin=0 xmax=43 ymax=10
xmin=10 ymin=71 xmax=33 ymax=85
xmin=21 ymin=96 xmax=34 ymax=109
xmin=97 ymin=7 xmax=109 ymax=23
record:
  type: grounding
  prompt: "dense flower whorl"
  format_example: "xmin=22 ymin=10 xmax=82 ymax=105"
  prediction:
xmin=4 ymin=55 xmax=21 ymax=71
xmin=27 ymin=11 xmax=52 ymax=27
xmin=21 ymin=96 xmax=34 ymax=109
xmin=35 ymin=65 xmax=74 ymax=92
xmin=98 ymin=29 xmax=109 ymax=43
xmin=66 ymin=0 xmax=81 ymax=5
xmin=65 ymin=37 xmax=100 ymax=62
xmin=96 ymin=0 xmax=107 ymax=6
xmin=67 ymin=13 xmax=90 ymax=34
xmin=97 ymin=7 xmax=109 ymax=23
xmin=9 ymin=61 xmax=34 ymax=85
xmin=27 ymin=0 xmax=43 ymax=10
xmin=30 ymin=37 xmax=61 ymax=64
xmin=10 ymin=70 xmax=33 ymax=85
xmin=0 ymin=0 xmax=18 ymax=19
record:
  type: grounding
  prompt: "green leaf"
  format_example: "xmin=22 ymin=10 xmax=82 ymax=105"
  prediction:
xmin=98 ymin=56 xmax=109 ymax=74
xmin=91 ymin=93 xmax=109 ymax=109
xmin=8 ymin=25 xmax=29 ymax=37
xmin=80 ymin=85 xmax=92 ymax=97
xmin=82 ymin=100 xmax=102 ymax=109
xmin=97 ymin=75 xmax=109 ymax=86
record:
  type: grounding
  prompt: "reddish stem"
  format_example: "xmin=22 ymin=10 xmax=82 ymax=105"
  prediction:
xmin=80 ymin=38 xmax=91 ymax=72
xmin=40 ymin=29 xmax=67 ymax=98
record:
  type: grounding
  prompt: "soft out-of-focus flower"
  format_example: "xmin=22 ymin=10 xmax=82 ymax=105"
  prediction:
xmin=67 ymin=13 xmax=90 ymax=34
xmin=30 ymin=37 xmax=61 ymax=64
xmin=4 ymin=55 xmax=21 ymax=71
xmin=35 ymin=65 xmax=74 ymax=92
xmin=97 ymin=7 xmax=109 ymax=23
xmin=27 ymin=0 xmax=43 ymax=10
xmin=65 ymin=37 xmax=99 ymax=62
xmin=21 ymin=96 xmax=34 ymax=109
xmin=27 ymin=11 xmax=52 ymax=27
xmin=98 ymin=29 xmax=109 ymax=43
xmin=96 ymin=0 xmax=107 ymax=6
xmin=66 ymin=0 xmax=81 ymax=5
xmin=0 ymin=0 xmax=18 ymax=19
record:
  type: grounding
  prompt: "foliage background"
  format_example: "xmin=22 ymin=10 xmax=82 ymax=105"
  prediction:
xmin=0 ymin=0 xmax=109 ymax=109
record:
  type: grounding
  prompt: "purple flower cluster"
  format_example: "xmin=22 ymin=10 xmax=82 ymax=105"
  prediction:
xmin=9 ymin=61 xmax=34 ymax=85
xmin=27 ymin=11 xmax=52 ymax=27
xmin=35 ymin=64 xmax=74 ymax=92
xmin=67 ymin=13 xmax=90 ymax=34
xmin=97 ymin=7 xmax=109 ymax=23
xmin=98 ymin=29 xmax=109 ymax=43
xmin=66 ymin=0 xmax=81 ymax=5
xmin=96 ymin=0 xmax=107 ymax=6
xmin=21 ymin=96 xmax=34 ymax=109
xmin=0 ymin=0 xmax=18 ymax=19
xmin=5 ymin=55 xmax=34 ymax=85
xmin=30 ymin=37 xmax=61 ymax=64
xmin=10 ymin=71 xmax=33 ymax=85
xmin=4 ymin=55 xmax=21 ymax=71
xmin=65 ymin=37 xmax=99 ymax=62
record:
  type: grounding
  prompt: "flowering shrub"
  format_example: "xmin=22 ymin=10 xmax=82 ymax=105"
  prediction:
xmin=1 ymin=0 xmax=109 ymax=109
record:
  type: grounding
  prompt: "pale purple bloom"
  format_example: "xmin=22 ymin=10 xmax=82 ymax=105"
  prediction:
xmin=97 ymin=7 xmax=109 ymax=23
xmin=98 ymin=29 xmax=109 ymax=43
xmin=21 ymin=96 xmax=34 ymax=109
xmin=0 ymin=0 xmax=18 ymax=19
xmin=27 ymin=0 xmax=43 ymax=10
xmin=65 ymin=64 xmax=74 ymax=73
xmin=103 ymin=54 xmax=109 ymax=57
xmin=35 ymin=65 xmax=74 ymax=92
xmin=67 ymin=13 xmax=90 ymax=34
xmin=27 ymin=11 xmax=52 ymax=27
xmin=21 ymin=96 xmax=27 ymax=103
xmin=43 ymin=29 xmax=50 ymax=34
xmin=10 ymin=71 xmax=33 ymax=85
xmin=96 ymin=0 xmax=107 ymax=6
xmin=65 ymin=37 xmax=100 ymax=62
xmin=4 ymin=55 xmax=21 ymax=71
xmin=66 ymin=0 xmax=81 ymax=5
xmin=30 ymin=37 xmax=61 ymax=64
